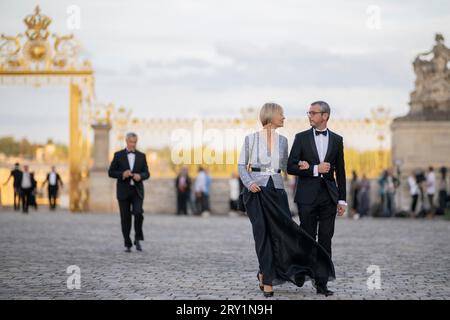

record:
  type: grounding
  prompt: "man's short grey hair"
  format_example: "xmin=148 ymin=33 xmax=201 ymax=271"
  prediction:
xmin=311 ymin=101 xmax=331 ymax=117
xmin=126 ymin=132 xmax=138 ymax=140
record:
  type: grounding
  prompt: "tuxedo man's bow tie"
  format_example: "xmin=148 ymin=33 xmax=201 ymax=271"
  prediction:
xmin=127 ymin=150 xmax=136 ymax=154
xmin=315 ymin=130 xmax=328 ymax=136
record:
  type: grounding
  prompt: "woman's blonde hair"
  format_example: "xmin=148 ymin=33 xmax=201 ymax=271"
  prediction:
xmin=259 ymin=102 xmax=283 ymax=126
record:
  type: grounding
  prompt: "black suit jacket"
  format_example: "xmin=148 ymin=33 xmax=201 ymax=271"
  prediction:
xmin=11 ymin=169 xmax=23 ymax=189
xmin=287 ymin=128 xmax=346 ymax=205
xmin=108 ymin=149 xmax=150 ymax=201
xmin=175 ymin=175 xmax=191 ymax=194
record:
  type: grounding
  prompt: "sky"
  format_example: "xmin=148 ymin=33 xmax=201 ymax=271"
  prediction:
xmin=0 ymin=0 xmax=449 ymax=144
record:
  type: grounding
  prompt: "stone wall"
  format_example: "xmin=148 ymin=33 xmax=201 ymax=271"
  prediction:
xmin=91 ymin=176 xmax=441 ymax=216
xmin=142 ymin=178 xmax=297 ymax=215
xmin=391 ymin=120 xmax=450 ymax=174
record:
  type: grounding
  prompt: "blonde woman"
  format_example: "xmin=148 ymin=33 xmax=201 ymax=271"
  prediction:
xmin=238 ymin=103 xmax=335 ymax=298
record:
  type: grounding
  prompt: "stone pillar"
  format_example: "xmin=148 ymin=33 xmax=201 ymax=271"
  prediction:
xmin=391 ymin=34 xmax=450 ymax=212
xmin=89 ymin=123 xmax=116 ymax=212
xmin=392 ymin=121 xmax=450 ymax=174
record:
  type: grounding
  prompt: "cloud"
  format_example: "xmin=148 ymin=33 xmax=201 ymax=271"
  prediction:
xmin=117 ymin=42 xmax=413 ymax=90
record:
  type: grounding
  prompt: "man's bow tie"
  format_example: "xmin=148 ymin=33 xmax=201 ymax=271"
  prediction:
xmin=315 ymin=130 xmax=328 ymax=136
xmin=127 ymin=150 xmax=136 ymax=154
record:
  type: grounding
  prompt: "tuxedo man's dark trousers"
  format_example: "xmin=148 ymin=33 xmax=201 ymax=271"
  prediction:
xmin=13 ymin=187 xmax=21 ymax=210
xmin=177 ymin=191 xmax=189 ymax=215
xmin=21 ymin=187 xmax=33 ymax=213
xmin=118 ymin=185 xmax=144 ymax=248
xmin=297 ymin=179 xmax=336 ymax=286
xmin=48 ymin=186 xmax=58 ymax=209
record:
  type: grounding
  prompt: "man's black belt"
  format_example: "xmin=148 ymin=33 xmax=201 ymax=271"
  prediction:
xmin=250 ymin=167 xmax=281 ymax=173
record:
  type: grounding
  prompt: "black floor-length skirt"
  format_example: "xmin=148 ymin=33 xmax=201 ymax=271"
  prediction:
xmin=243 ymin=176 xmax=335 ymax=286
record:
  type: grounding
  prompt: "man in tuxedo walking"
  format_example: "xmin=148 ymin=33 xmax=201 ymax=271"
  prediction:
xmin=287 ymin=101 xmax=347 ymax=296
xmin=20 ymin=165 xmax=37 ymax=214
xmin=108 ymin=132 xmax=150 ymax=252
xmin=3 ymin=163 xmax=22 ymax=211
xmin=42 ymin=166 xmax=64 ymax=210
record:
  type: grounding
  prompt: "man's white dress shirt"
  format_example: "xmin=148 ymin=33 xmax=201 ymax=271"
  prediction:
xmin=126 ymin=149 xmax=136 ymax=186
xmin=311 ymin=128 xmax=347 ymax=206
xmin=49 ymin=172 xmax=57 ymax=186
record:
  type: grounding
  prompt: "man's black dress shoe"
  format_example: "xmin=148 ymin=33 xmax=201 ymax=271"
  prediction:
xmin=294 ymin=274 xmax=305 ymax=287
xmin=316 ymin=285 xmax=334 ymax=297
xmin=263 ymin=291 xmax=274 ymax=298
xmin=134 ymin=240 xmax=142 ymax=251
xmin=125 ymin=247 xmax=131 ymax=253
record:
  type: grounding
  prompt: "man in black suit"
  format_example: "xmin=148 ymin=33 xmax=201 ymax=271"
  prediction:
xmin=175 ymin=167 xmax=191 ymax=215
xmin=42 ymin=166 xmax=64 ymax=210
xmin=287 ymin=101 xmax=347 ymax=296
xmin=3 ymin=163 xmax=22 ymax=211
xmin=19 ymin=165 xmax=37 ymax=214
xmin=108 ymin=132 xmax=150 ymax=252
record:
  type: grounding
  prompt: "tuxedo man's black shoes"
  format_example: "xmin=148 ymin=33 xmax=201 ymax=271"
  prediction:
xmin=316 ymin=285 xmax=334 ymax=297
xmin=134 ymin=240 xmax=142 ymax=251
xmin=125 ymin=247 xmax=131 ymax=253
xmin=263 ymin=290 xmax=274 ymax=298
xmin=294 ymin=274 xmax=305 ymax=287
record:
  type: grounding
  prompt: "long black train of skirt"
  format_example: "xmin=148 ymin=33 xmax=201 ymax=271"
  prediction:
xmin=243 ymin=176 xmax=335 ymax=286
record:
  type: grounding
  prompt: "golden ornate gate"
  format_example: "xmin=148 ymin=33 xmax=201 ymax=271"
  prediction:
xmin=0 ymin=6 xmax=95 ymax=211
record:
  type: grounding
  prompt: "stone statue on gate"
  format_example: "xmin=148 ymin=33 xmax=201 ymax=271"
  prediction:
xmin=407 ymin=33 xmax=450 ymax=120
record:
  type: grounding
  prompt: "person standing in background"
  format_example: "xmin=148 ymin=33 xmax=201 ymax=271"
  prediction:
xmin=228 ymin=173 xmax=240 ymax=216
xmin=194 ymin=167 xmax=207 ymax=215
xmin=377 ymin=170 xmax=387 ymax=216
xmin=349 ymin=170 xmax=360 ymax=218
xmin=426 ymin=166 xmax=436 ymax=217
xmin=203 ymin=169 xmax=212 ymax=216
xmin=42 ymin=166 xmax=64 ymax=210
xmin=20 ymin=165 xmax=36 ymax=214
xmin=437 ymin=167 xmax=448 ymax=215
xmin=3 ymin=163 xmax=22 ymax=211
xmin=384 ymin=169 xmax=398 ymax=217
xmin=408 ymin=171 xmax=419 ymax=216
xmin=175 ymin=167 xmax=191 ymax=215
xmin=358 ymin=174 xmax=371 ymax=218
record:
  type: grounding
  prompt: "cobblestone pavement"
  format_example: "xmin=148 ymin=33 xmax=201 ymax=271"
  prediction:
xmin=0 ymin=209 xmax=449 ymax=300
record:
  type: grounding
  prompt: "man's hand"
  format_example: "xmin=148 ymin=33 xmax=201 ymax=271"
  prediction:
xmin=249 ymin=183 xmax=261 ymax=193
xmin=122 ymin=170 xmax=132 ymax=179
xmin=298 ymin=161 xmax=310 ymax=170
xmin=318 ymin=162 xmax=331 ymax=174
xmin=132 ymin=173 xmax=141 ymax=182
xmin=337 ymin=204 xmax=346 ymax=216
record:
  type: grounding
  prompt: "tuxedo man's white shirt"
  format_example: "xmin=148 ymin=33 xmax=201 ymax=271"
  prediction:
xmin=49 ymin=172 xmax=57 ymax=186
xmin=21 ymin=172 xmax=32 ymax=189
xmin=312 ymin=128 xmax=329 ymax=177
xmin=126 ymin=148 xmax=136 ymax=186
xmin=311 ymin=128 xmax=347 ymax=206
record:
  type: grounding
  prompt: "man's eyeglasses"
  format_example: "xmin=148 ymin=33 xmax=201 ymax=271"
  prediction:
xmin=306 ymin=111 xmax=325 ymax=117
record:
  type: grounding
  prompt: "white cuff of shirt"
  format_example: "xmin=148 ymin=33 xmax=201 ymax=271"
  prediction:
xmin=338 ymin=200 xmax=347 ymax=206
xmin=313 ymin=165 xmax=319 ymax=177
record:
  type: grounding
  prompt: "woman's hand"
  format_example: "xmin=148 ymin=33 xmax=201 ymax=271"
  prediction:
xmin=249 ymin=183 xmax=261 ymax=193
xmin=298 ymin=161 xmax=310 ymax=170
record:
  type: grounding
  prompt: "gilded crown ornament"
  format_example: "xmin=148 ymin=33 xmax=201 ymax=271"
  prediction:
xmin=0 ymin=6 xmax=89 ymax=71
